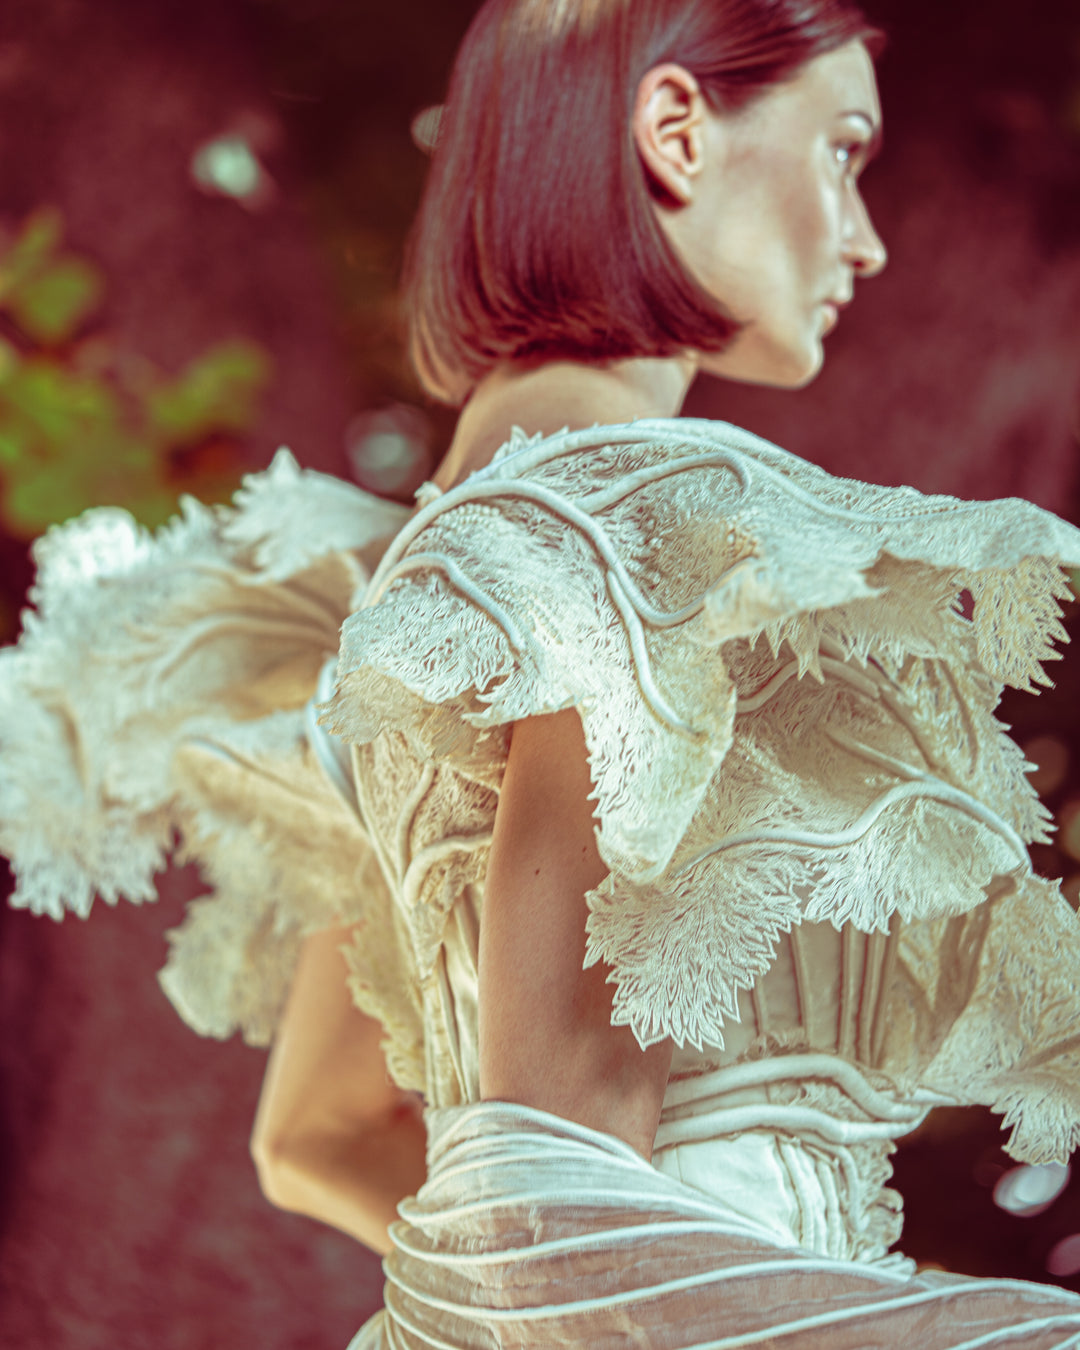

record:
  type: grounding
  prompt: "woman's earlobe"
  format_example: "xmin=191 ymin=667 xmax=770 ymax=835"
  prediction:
xmin=633 ymin=63 xmax=707 ymax=207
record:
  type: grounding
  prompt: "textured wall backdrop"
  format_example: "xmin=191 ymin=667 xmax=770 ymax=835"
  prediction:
xmin=0 ymin=1 xmax=1078 ymax=1347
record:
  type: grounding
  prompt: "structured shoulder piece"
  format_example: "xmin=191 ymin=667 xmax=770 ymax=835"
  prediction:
xmin=7 ymin=421 xmax=1080 ymax=1161
xmin=320 ymin=419 xmax=1080 ymax=1158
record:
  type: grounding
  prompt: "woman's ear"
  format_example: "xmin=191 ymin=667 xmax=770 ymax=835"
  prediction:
xmin=632 ymin=63 xmax=709 ymax=207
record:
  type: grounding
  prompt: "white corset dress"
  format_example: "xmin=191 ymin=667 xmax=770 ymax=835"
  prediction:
xmin=7 ymin=418 xmax=1080 ymax=1347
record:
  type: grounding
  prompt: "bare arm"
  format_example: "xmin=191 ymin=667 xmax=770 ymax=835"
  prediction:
xmin=250 ymin=924 xmax=427 ymax=1256
xmin=480 ymin=709 xmax=673 ymax=1159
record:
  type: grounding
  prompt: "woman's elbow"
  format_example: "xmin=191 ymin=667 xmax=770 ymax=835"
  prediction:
xmin=250 ymin=1126 xmax=305 ymax=1212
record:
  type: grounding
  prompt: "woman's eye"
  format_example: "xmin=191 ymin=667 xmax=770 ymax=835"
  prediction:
xmin=834 ymin=142 xmax=864 ymax=173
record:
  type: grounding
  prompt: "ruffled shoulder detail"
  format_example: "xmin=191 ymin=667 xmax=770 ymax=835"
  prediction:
xmin=321 ymin=419 xmax=1080 ymax=1057
xmin=882 ymin=870 xmax=1080 ymax=1165
xmin=0 ymin=450 xmax=418 ymax=1054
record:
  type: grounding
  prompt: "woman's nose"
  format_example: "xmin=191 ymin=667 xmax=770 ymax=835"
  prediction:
xmin=845 ymin=189 xmax=887 ymax=278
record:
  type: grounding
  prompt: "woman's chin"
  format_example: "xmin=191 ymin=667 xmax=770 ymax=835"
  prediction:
xmin=699 ymin=335 xmax=824 ymax=390
xmin=785 ymin=353 xmax=825 ymax=389
xmin=769 ymin=336 xmax=825 ymax=388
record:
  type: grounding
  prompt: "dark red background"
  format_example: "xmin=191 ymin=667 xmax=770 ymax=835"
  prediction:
xmin=1 ymin=1 xmax=1079 ymax=1346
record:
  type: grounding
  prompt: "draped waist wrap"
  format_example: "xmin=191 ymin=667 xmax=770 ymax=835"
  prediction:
xmin=350 ymin=1087 xmax=1080 ymax=1349
xmin=350 ymin=1066 xmax=963 ymax=1350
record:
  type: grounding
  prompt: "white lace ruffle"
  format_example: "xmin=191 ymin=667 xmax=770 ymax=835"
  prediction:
xmin=7 ymin=420 xmax=1080 ymax=1166
xmin=320 ymin=419 xmax=1080 ymax=1159
xmin=0 ymin=449 xmax=412 ymax=1047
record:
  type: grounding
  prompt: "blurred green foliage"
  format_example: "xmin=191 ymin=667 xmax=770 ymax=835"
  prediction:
xmin=0 ymin=211 xmax=103 ymax=345
xmin=0 ymin=210 xmax=271 ymax=540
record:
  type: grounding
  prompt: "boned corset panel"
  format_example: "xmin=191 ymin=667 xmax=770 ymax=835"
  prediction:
xmin=348 ymin=725 xmax=898 ymax=1102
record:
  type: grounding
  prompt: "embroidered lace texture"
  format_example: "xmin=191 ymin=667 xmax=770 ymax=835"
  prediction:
xmin=10 ymin=419 xmax=1080 ymax=1349
xmin=0 ymin=450 xmax=412 ymax=1048
xmin=6 ymin=418 xmax=1080 ymax=1169
xmin=321 ymin=419 xmax=1080 ymax=1162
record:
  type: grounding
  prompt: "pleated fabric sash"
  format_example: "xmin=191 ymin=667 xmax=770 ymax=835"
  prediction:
xmin=350 ymin=1100 xmax=1080 ymax=1350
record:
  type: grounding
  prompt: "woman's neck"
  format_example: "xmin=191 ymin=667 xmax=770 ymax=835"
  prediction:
xmin=431 ymin=354 xmax=698 ymax=491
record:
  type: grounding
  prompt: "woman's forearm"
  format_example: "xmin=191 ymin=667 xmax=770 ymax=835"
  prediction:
xmin=250 ymin=924 xmax=428 ymax=1254
xmin=254 ymin=1100 xmax=428 ymax=1256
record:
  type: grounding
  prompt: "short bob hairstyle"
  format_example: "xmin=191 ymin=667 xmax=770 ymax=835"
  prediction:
xmin=405 ymin=0 xmax=886 ymax=406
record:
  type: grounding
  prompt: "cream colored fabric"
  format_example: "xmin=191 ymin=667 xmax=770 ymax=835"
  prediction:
xmin=349 ymin=1100 xmax=1080 ymax=1350
xmin=322 ymin=418 xmax=1080 ymax=1164
xmin=0 ymin=449 xmax=410 ymax=1044
xmin=7 ymin=418 xmax=1080 ymax=1346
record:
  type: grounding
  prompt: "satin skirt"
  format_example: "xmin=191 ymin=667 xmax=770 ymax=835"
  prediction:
xmin=350 ymin=1101 xmax=1080 ymax=1349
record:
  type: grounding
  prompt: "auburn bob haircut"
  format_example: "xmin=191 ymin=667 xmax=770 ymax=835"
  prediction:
xmin=404 ymin=0 xmax=885 ymax=406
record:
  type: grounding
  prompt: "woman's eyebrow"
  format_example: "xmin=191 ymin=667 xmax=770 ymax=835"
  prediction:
xmin=840 ymin=109 xmax=883 ymax=163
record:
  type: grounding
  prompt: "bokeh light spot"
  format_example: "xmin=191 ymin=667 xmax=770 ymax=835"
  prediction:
xmin=993 ymin=1162 xmax=1071 ymax=1217
xmin=1023 ymin=733 xmax=1069 ymax=798
xmin=346 ymin=405 xmax=431 ymax=496
xmin=1047 ymin=1234 xmax=1080 ymax=1279
xmin=191 ymin=136 xmax=265 ymax=202
xmin=1060 ymin=799 xmax=1080 ymax=863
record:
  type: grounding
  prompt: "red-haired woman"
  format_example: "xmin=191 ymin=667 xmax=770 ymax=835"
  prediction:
xmin=7 ymin=1 xmax=1080 ymax=1346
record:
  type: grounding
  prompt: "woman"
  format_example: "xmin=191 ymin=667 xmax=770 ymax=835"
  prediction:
xmin=7 ymin=0 xmax=1080 ymax=1345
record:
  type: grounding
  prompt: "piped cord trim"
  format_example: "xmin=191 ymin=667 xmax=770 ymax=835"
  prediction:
xmin=660 ymin=1052 xmax=951 ymax=1119
xmin=825 ymin=726 xmax=1029 ymax=862
xmin=576 ymin=449 xmax=752 ymax=514
xmin=678 ymin=766 xmax=1028 ymax=877
xmin=606 ymin=570 xmax=700 ymax=736
xmin=382 ymin=1253 xmax=896 ymax=1325
xmin=654 ymin=1101 xmax=928 ymax=1150
xmin=381 ymin=1285 xmax=1080 ymax=1350
xmin=395 ymin=762 xmax=436 ymax=889
xmin=367 ymin=545 xmax=707 ymax=736
xmin=369 ymin=476 xmax=743 ymax=630
xmin=369 ymin=551 xmax=533 ymax=656
xmin=399 ymin=832 xmax=491 ymax=910
xmin=475 ymin=419 xmax=973 ymax=532
xmin=746 ymin=635 xmax=987 ymax=795
xmin=425 ymin=416 xmax=1021 ymax=539
xmin=389 ymin=1216 xmax=769 ymax=1268
xmin=738 ymin=654 xmax=883 ymax=711
xmin=365 ymin=474 xmax=758 ymax=734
